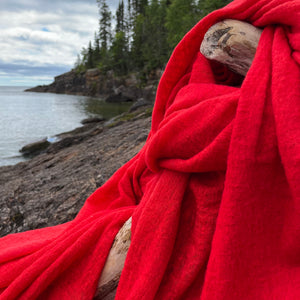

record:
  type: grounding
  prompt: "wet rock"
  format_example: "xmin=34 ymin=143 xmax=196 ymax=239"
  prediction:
xmin=0 ymin=112 xmax=151 ymax=237
xmin=81 ymin=117 xmax=105 ymax=124
xmin=47 ymin=125 xmax=103 ymax=154
xmin=19 ymin=138 xmax=50 ymax=156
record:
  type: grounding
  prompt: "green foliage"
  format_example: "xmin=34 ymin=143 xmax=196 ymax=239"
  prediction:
xmin=116 ymin=0 xmax=126 ymax=33
xmin=131 ymin=13 xmax=146 ymax=70
xmin=111 ymin=31 xmax=128 ymax=75
xmin=74 ymin=0 xmax=232 ymax=77
xmin=141 ymin=0 xmax=169 ymax=71
xmin=98 ymin=0 xmax=112 ymax=51
xmin=165 ymin=0 xmax=199 ymax=50
xmin=201 ymin=0 xmax=232 ymax=16
xmin=86 ymin=41 xmax=94 ymax=69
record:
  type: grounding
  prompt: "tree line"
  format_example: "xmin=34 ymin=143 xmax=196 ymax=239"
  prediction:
xmin=75 ymin=0 xmax=231 ymax=76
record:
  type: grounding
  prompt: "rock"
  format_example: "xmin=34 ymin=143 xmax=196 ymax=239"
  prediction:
xmin=19 ymin=138 xmax=50 ymax=156
xmin=81 ymin=117 xmax=105 ymax=125
xmin=114 ymin=85 xmax=142 ymax=102
xmin=129 ymin=98 xmax=152 ymax=112
xmin=19 ymin=121 xmax=106 ymax=160
xmin=25 ymin=67 xmax=162 ymax=100
xmin=142 ymin=85 xmax=157 ymax=102
xmin=86 ymin=68 xmax=101 ymax=77
xmin=124 ymin=73 xmax=138 ymax=87
xmin=47 ymin=125 xmax=103 ymax=154
xmin=105 ymin=93 xmax=133 ymax=103
xmin=0 ymin=111 xmax=151 ymax=237
xmin=155 ymin=68 xmax=164 ymax=79
xmin=25 ymin=85 xmax=49 ymax=93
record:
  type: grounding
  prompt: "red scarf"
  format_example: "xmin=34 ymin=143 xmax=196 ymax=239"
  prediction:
xmin=1 ymin=0 xmax=300 ymax=299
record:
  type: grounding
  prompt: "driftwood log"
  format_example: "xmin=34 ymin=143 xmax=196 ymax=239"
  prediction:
xmin=200 ymin=19 xmax=262 ymax=76
xmin=94 ymin=19 xmax=262 ymax=298
xmin=94 ymin=218 xmax=132 ymax=299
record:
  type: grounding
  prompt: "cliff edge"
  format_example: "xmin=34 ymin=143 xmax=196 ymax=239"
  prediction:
xmin=26 ymin=68 xmax=163 ymax=103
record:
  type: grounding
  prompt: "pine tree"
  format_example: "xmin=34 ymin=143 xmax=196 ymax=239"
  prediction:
xmin=111 ymin=0 xmax=129 ymax=74
xmin=111 ymin=31 xmax=128 ymax=74
xmin=97 ymin=0 xmax=112 ymax=52
xmin=165 ymin=0 xmax=199 ymax=50
xmin=200 ymin=0 xmax=232 ymax=17
xmin=141 ymin=0 xmax=169 ymax=71
xmin=93 ymin=32 xmax=101 ymax=65
xmin=74 ymin=0 xmax=233 ymax=77
xmin=86 ymin=41 xmax=94 ymax=69
xmin=131 ymin=13 xmax=146 ymax=69
xmin=116 ymin=0 xmax=126 ymax=33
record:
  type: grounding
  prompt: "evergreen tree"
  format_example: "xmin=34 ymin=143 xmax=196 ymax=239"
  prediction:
xmin=126 ymin=0 xmax=133 ymax=36
xmin=74 ymin=0 xmax=233 ymax=76
xmin=116 ymin=0 xmax=126 ymax=33
xmin=111 ymin=31 xmax=128 ymax=74
xmin=132 ymin=0 xmax=148 ymax=16
xmin=97 ymin=0 xmax=112 ymax=52
xmin=142 ymin=0 xmax=169 ymax=71
xmin=165 ymin=0 xmax=199 ymax=50
xmin=131 ymin=13 xmax=146 ymax=69
xmin=111 ymin=0 xmax=129 ymax=74
xmin=86 ymin=41 xmax=94 ymax=69
xmin=200 ymin=0 xmax=232 ymax=17
xmin=80 ymin=47 xmax=88 ymax=66
xmin=93 ymin=32 xmax=101 ymax=65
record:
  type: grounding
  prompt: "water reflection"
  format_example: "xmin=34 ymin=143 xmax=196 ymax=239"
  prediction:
xmin=80 ymin=97 xmax=133 ymax=120
xmin=0 ymin=87 xmax=134 ymax=166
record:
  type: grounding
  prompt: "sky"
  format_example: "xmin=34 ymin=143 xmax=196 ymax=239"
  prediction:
xmin=0 ymin=0 xmax=119 ymax=87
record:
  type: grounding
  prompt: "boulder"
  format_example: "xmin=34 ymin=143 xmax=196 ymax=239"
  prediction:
xmin=105 ymin=93 xmax=133 ymax=103
xmin=86 ymin=68 xmax=101 ymax=77
xmin=19 ymin=138 xmax=50 ymax=156
xmin=129 ymin=98 xmax=152 ymax=112
xmin=142 ymin=85 xmax=157 ymax=102
xmin=81 ymin=117 xmax=105 ymax=125
xmin=114 ymin=85 xmax=142 ymax=102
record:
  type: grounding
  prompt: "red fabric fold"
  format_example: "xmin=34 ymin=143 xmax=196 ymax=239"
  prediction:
xmin=1 ymin=0 xmax=300 ymax=299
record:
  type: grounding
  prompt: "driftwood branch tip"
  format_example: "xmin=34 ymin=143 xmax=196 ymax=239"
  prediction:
xmin=200 ymin=19 xmax=263 ymax=76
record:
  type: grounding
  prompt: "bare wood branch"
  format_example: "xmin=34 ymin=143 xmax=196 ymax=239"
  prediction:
xmin=94 ymin=217 xmax=132 ymax=299
xmin=200 ymin=19 xmax=263 ymax=76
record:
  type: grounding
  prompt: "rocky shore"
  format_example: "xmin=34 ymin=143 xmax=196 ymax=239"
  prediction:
xmin=0 ymin=107 xmax=152 ymax=237
xmin=25 ymin=68 xmax=162 ymax=103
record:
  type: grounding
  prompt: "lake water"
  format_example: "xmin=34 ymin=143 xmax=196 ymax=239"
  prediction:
xmin=0 ymin=86 xmax=131 ymax=166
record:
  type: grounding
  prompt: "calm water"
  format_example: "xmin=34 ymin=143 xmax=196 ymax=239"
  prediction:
xmin=0 ymin=86 xmax=131 ymax=166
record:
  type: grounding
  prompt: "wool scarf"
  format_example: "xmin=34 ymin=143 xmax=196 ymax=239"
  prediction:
xmin=0 ymin=0 xmax=300 ymax=299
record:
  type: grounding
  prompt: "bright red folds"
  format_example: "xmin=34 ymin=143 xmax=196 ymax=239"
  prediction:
xmin=1 ymin=0 xmax=300 ymax=299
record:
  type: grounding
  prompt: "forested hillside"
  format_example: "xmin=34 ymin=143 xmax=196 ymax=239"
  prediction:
xmin=75 ymin=0 xmax=232 ymax=77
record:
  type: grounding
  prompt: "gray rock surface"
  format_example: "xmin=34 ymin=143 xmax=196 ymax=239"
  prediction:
xmin=81 ymin=117 xmax=105 ymax=124
xmin=25 ymin=68 xmax=162 ymax=103
xmin=0 ymin=111 xmax=151 ymax=237
xmin=129 ymin=98 xmax=152 ymax=112
xmin=19 ymin=138 xmax=50 ymax=157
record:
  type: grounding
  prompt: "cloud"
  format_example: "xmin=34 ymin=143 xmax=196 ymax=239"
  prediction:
xmin=0 ymin=0 xmax=120 ymax=86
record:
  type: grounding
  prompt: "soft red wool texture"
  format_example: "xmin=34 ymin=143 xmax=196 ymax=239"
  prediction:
xmin=1 ymin=0 xmax=300 ymax=299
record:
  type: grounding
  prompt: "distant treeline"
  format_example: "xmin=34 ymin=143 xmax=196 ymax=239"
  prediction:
xmin=75 ymin=0 xmax=231 ymax=76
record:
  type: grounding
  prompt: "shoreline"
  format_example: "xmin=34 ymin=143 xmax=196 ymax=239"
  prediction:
xmin=0 ymin=106 xmax=152 ymax=237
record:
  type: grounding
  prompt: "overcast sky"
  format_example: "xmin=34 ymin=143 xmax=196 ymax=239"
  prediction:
xmin=0 ymin=0 xmax=119 ymax=87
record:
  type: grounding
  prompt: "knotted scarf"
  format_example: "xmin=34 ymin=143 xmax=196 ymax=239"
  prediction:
xmin=1 ymin=0 xmax=300 ymax=298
